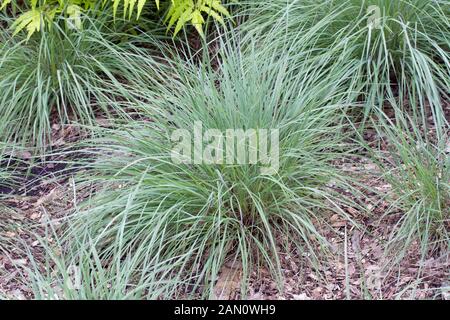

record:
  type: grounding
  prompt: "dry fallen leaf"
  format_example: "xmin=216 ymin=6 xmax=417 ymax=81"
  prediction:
xmin=292 ymin=293 xmax=311 ymax=300
xmin=11 ymin=259 xmax=27 ymax=266
xmin=33 ymin=188 xmax=58 ymax=207
xmin=213 ymin=262 xmax=242 ymax=300
xmin=30 ymin=212 xmax=41 ymax=220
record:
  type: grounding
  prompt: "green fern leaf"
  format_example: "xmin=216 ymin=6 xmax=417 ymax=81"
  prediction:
xmin=191 ymin=9 xmax=205 ymax=38
xmin=0 ymin=0 xmax=12 ymax=10
xmin=12 ymin=9 xmax=42 ymax=40
xmin=173 ymin=5 xmax=193 ymax=37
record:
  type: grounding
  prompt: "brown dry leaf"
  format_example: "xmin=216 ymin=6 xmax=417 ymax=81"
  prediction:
xmin=96 ymin=118 xmax=112 ymax=127
xmin=292 ymin=293 xmax=311 ymax=300
xmin=248 ymin=291 xmax=264 ymax=300
xmin=365 ymin=265 xmax=381 ymax=291
xmin=330 ymin=214 xmax=347 ymax=227
xmin=11 ymin=259 xmax=27 ymax=266
xmin=15 ymin=151 xmax=32 ymax=160
xmin=364 ymin=163 xmax=378 ymax=171
xmin=351 ymin=230 xmax=362 ymax=252
xmin=52 ymin=137 xmax=66 ymax=147
xmin=312 ymin=287 xmax=324 ymax=299
xmin=347 ymin=263 xmax=356 ymax=276
xmin=33 ymin=188 xmax=58 ymax=207
xmin=213 ymin=263 xmax=242 ymax=300
xmin=30 ymin=212 xmax=41 ymax=220
xmin=5 ymin=232 xmax=16 ymax=238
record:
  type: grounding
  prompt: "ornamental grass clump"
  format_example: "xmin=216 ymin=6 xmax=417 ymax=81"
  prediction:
xmin=367 ymin=102 xmax=449 ymax=263
xmin=49 ymin=39 xmax=365 ymax=299
xmin=240 ymin=0 xmax=449 ymax=119
xmin=0 ymin=13 xmax=164 ymax=150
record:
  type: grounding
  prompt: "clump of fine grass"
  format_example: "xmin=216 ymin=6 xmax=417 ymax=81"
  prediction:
xmin=0 ymin=12 xmax=165 ymax=151
xmin=239 ymin=0 xmax=449 ymax=119
xmin=15 ymin=220 xmax=166 ymax=300
xmin=31 ymin=37 xmax=366 ymax=299
xmin=367 ymin=101 xmax=449 ymax=264
xmin=240 ymin=0 xmax=449 ymax=265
